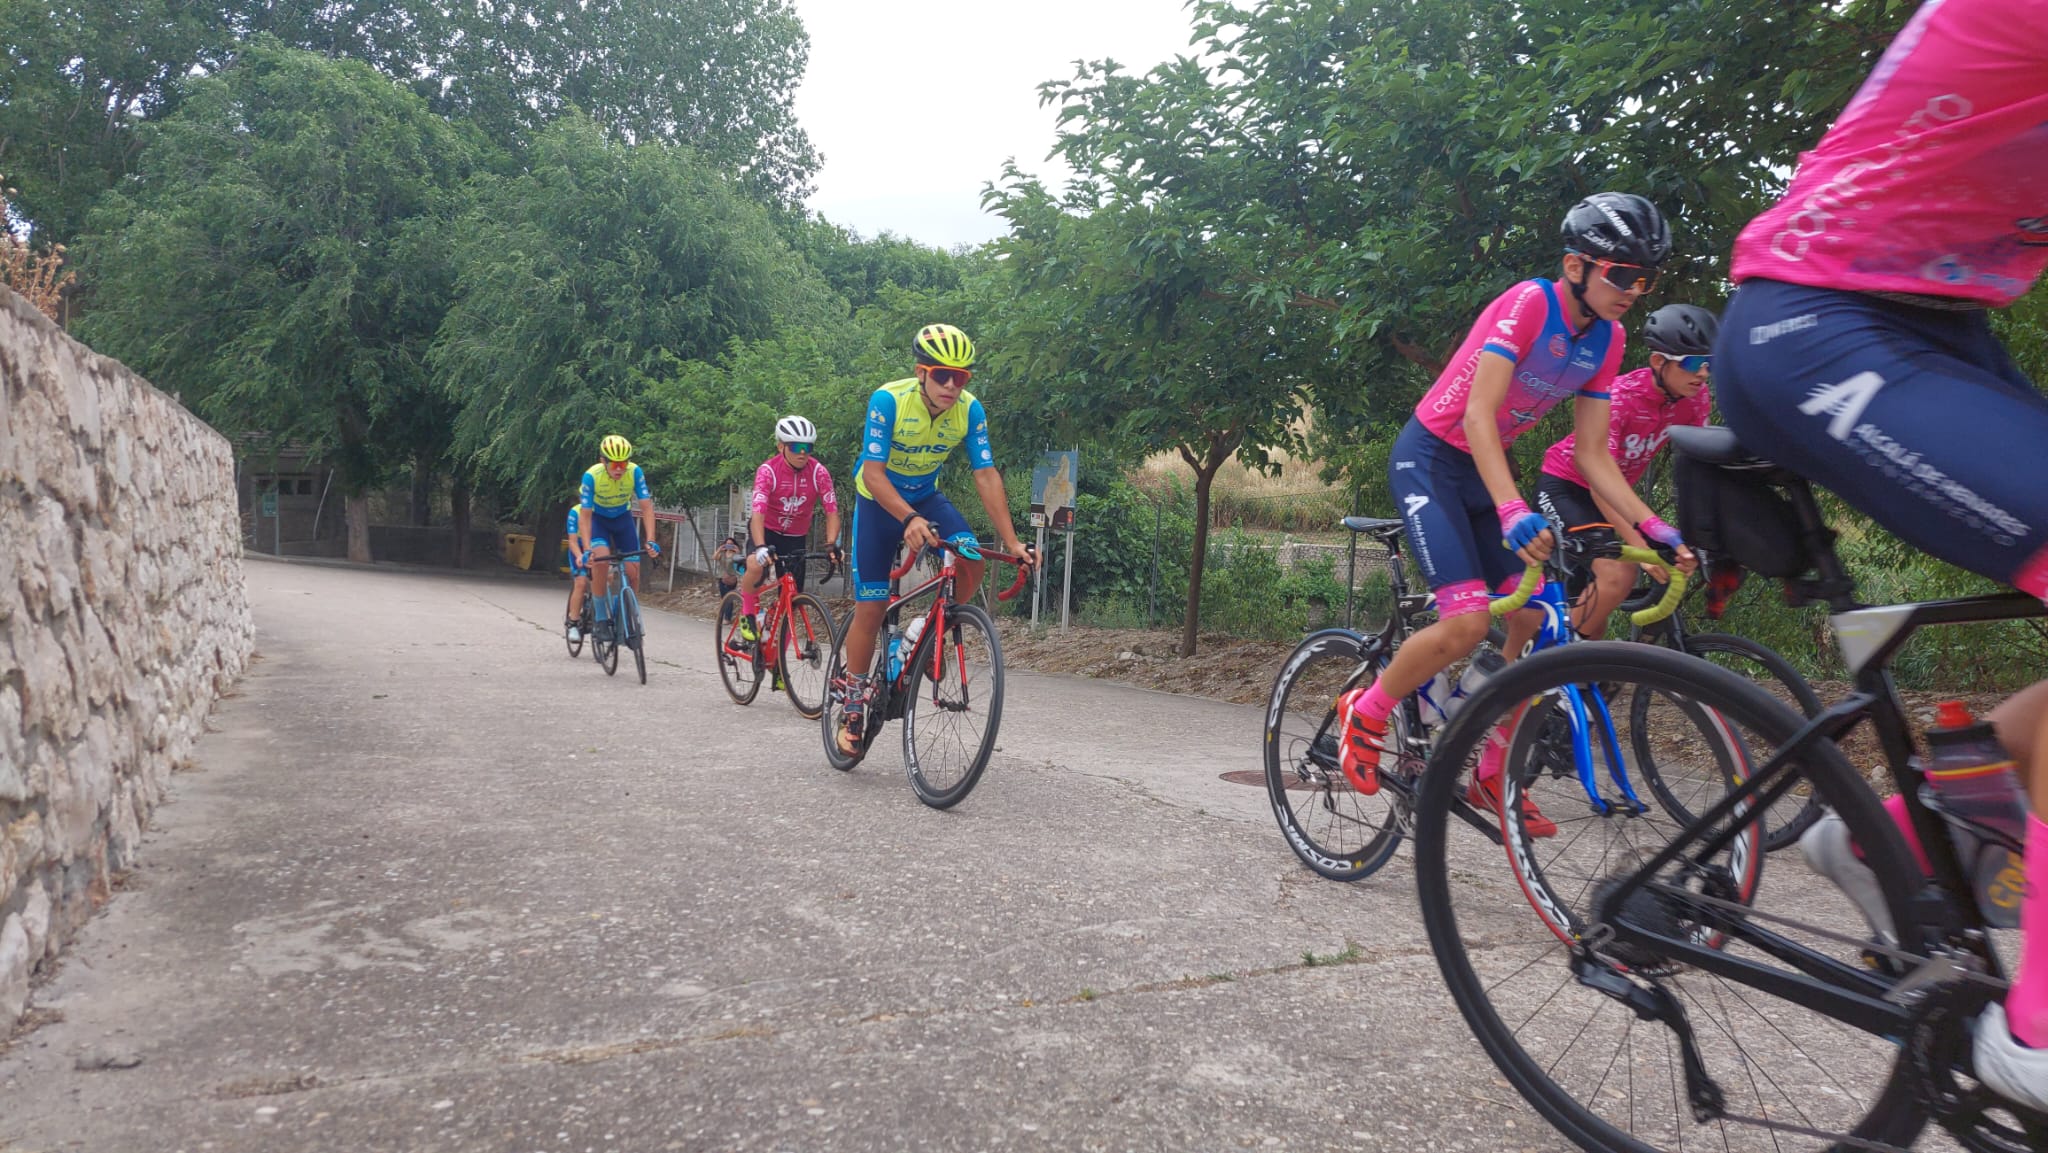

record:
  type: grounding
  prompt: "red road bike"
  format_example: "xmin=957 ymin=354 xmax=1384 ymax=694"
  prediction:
xmin=715 ymin=549 xmax=839 ymax=719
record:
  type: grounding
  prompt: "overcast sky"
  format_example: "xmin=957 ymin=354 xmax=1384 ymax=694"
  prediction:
xmin=791 ymin=1 xmax=1201 ymax=250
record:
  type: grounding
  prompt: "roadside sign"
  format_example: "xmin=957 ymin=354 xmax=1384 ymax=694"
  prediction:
xmin=260 ymin=489 xmax=278 ymax=518
xmin=1029 ymin=450 xmax=1078 ymax=531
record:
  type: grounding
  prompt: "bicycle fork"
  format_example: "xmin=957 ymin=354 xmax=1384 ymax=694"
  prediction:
xmin=1559 ymin=685 xmax=1647 ymax=816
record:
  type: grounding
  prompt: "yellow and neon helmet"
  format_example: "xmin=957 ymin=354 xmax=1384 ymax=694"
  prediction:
xmin=599 ymin=434 xmax=633 ymax=462
xmin=912 ymin=323 xmax=975 ymax=369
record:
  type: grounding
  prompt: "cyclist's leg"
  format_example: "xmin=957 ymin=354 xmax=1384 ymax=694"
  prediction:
xmin=587 ymin=523 xmax=616 ymax=622
xmin=845 ymin=494 xmax=903 ymax=678
xmin=767 ymin=530 xmax=809 ymax=595
xmin=1722 ymin=278 xmax=2048 ymax=1056
xmin=738 ymin=546 xmax=770 ymax=624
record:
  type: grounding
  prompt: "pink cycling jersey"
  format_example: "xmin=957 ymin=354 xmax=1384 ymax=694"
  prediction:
xmin=1730 ymin=0 xmax=2048 ymax=305
xmin=1415 ymin=279 xmax=1625 ymax=452
xmin=750 ymin=455 xmax=838 ymax=536
xmin=1541 ymin=367 xmax=1712 ymax=489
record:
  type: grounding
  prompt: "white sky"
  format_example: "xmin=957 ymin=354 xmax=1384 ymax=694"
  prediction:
xmin=791 ymin=0 xmax=1202 ymax=250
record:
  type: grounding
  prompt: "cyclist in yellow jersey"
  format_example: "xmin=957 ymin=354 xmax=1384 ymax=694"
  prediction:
xmin=576 ymin=434 xmax=660 ymax=641
xmin=838 ymin=324 xmax=1033 ymax=754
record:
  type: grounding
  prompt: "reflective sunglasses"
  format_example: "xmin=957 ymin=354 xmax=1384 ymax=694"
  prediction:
xmin=924 ymin=366 xmax=971 ymax=387
xmin=1660 ymin=353 xmax=1711 ymax=374
xmin=785 ymin=442 xmax=813 ymax=454
xmin=1590 ymin=259 xmax=1660 ymax=293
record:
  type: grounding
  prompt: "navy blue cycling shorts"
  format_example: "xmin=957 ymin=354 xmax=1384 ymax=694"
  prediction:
xmin=1717 ymin=278 xmax=2048 ymax=594
xmin=850 ymin=491 xmax=976 ymax=602
xmin=586 ymin=509 xmax=641 ymax=556
xmin=1388 ymin=418 xmax=1523 ymax=615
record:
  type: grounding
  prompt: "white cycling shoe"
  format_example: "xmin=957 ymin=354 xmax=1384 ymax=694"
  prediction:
xmin=1974 ymin=1002 xmax=2048 ymax=1114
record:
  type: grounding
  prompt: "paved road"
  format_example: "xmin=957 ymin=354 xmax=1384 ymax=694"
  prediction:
xmin=1 ymin=560 xmax=1563 ymax=1153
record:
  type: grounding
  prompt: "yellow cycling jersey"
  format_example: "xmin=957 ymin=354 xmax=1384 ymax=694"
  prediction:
xmin=854 ymin=378 xmax=995 ymax=501
xmin=579 ymin=461 xmax=652 ymax=513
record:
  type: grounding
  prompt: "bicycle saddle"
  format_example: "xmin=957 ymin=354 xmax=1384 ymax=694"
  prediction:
xmin=1669 ymin=425 xmax=1774 ymax=469
xmin=1340 ymin=515 xmax=1406 ymax=539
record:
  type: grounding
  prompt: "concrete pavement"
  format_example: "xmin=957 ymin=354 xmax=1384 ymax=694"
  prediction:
xmin=0 ymin=560 xmax=1563 ymax=1153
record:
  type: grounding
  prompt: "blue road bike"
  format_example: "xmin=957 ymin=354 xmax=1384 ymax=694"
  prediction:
xmin=588 ymin=545 xmax=656 ymax=684
xmin=1262 ymin=518 xmax=1696 ymax=884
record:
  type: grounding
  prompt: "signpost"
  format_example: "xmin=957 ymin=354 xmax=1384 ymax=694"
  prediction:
xmin=260 ymin=486 xmax=280 ymax=555
xmin=1028 ymin=450 xmax=1079 ymax=630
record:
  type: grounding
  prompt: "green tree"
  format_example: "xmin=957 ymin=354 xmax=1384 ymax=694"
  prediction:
xmin=73 ymin=40 xmax=482 ymax=561
xmin=1 ymin=0 xmax=818 ymax=246
xmin=433 ymin=116 xmax=810 ymax=519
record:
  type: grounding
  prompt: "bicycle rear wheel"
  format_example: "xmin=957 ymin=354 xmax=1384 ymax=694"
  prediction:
xmin=1261 ymin=628 xmax=1408 ymax=881
xmin=565 ymin=604 xmax=586 ymax=657
xmin=1414 ymin=642 xmax=1928 ymax=1153
xmin=902 ymin=602 xmax=1003 ymax=809
xmin=716 ymin=592 xmax=763 ymax=705
xmin=1632 ymin=632 xmax=1825 ymax=852
xmin=780 ymin=593 xmax=835 ymax=719
xmin=820 ymin=609 xmax=881 ymax=772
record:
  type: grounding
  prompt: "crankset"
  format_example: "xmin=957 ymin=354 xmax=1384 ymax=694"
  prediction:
xmin=1909 ymin=981 xmax=2048 ymax=1153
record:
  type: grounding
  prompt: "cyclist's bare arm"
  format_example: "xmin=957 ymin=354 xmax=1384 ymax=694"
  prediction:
xmin=972 ymin=467 xmax=1028 ymax=561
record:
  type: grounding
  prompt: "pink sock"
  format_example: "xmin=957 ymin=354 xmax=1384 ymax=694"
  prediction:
xmin=1350 ymin=681 xmax=1399 ymax=725
xmin=1474 ymin=727 xmax=1510 ymax=784
xmin=1880 ymin=795 xmax=1933 ymax=875
xmin=2007 ymin=813 xmax=2048 ymax=1048
xmin=741 ymin=590 xmax=760 ymax=616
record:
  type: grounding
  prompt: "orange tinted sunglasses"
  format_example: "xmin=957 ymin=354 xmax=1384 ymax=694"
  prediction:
xmin=1590 ymin=259 xmax=1660 ymax=293
xmin=924 ymin=366 xmax=971 ymax=387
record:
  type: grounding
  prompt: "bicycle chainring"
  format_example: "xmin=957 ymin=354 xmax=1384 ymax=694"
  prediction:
xmin=1908 ymin=981 xmax=2048 ymax=1153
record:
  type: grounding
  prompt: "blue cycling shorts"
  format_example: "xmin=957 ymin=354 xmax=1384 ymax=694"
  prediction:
xmin=851 ymin=491 xmax=975 ymax=602
xmin=1388 ymin=418 xmax=1522 ymax=599
xmin=587 ymin=509 xmax=641 ymax=556
xmin=1717 ymin=278 xmax=2048 ymax=592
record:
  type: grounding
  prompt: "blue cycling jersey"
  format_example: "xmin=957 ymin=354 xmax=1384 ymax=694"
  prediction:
xmin=855 ymin=379 xmax=995 ymax=502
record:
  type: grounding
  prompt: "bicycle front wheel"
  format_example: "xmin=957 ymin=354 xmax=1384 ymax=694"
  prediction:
xmin=715 ymin=592 xmax=763 ymax=705
xmin=1261 ymin=628 xmax=1407 ymax=881
xmin=902 ymin=602 xmax=1003 ymax=809
xmin=1413 ymin=641 xmax=1928 ymax=1153
xmin=820 ymin=609 xmax=879 ymax=772
xmin=1633 ymin=632 xmax=1825 ymax=852
xmin=780 ymin=593 xmax=835 ymax=719
xmin=593 ymin=600 xmax=620 ymax=676
xmin=623 ymin=587 xmax=646 ymax=684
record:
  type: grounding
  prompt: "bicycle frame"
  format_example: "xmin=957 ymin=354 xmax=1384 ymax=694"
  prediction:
xmin=719 ymin=551 xmax=836 ymax=673
xmin=880 ymin=542 xmax=1030 ymax=693
xmin=1592 ymin=590 xmax=2046 ymax=1040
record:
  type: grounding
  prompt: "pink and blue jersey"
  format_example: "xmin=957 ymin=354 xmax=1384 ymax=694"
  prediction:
xmin=1541 ymin=367 xmax=1712 ymax=489
xmin=750 ymin=455 xmax=838 ymax=537
xmin=1730 ymin=0 xmax=2048 ymax=305
xmin=1415 ymin=279 xmax=1625 ymax=451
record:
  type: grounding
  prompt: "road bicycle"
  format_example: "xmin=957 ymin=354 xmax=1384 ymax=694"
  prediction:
xmin=1619 ymin=573 xmax=1827 ymax=851
xmin=588 ymin=545 xmax=656 ymax=684
xmin=715 ymin=549 xmax=840 ymax=719
xmin=1410 ymin=424 xmax=2047 ymax=1153
xmin=1262 ymin=514 xmax=1694 ymax=883
xmin=820 ymin=540 xmax=1031 ymax=809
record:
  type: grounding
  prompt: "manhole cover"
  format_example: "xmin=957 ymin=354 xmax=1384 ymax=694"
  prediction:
xmin=1219 ymin=770 xmax=1267 ymax=787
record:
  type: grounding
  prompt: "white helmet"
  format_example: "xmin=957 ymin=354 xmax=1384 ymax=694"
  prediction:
xmin=774 ymin=415 xmax=816 ymax=443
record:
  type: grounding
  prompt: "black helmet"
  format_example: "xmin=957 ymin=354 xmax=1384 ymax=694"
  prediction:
xmin=1560 ymin=193 xmax=1672 ymax=267
xmin=1641 ymin=304 xmax=1719 ymax=356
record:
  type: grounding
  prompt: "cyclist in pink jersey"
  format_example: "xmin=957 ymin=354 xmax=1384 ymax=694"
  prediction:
xmin=735 ymin=415 xmax=842 ymax=640
xmin=1535 ymin=304 xmax=1716 ymax=638
xmin=1337 ymin=193 xmax=1698 ymax=837
xmin=1712 ymin=0 xmax=2048 ymax=1108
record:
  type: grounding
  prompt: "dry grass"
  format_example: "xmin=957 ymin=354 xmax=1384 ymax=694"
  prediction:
xmin=1 ymin=177 xmax=73 ymax=321
xmin=1133 ymin=450 xmax=1352 ymax=534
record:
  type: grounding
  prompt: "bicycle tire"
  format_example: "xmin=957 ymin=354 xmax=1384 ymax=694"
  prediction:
xmin=901 ymin=602 xmax=1003 ymax=809
xmin=715 ymin=592 xmax=763 ymax=705
xmin=592 ymin=597 xmax=620 ymax=675
xmin=1413 ymin=641 xmax=1929 ymax=1153
xmin=820 ymin=609 xmax=880 ymax=772
xmin=1631 ymin=632 xmax=1826 ymax=853
xmin=566 ymin=605 xmax=588 ymax=657
xmin=780 ymin=593 xmax=835 ymax=720
xmin=1261 ymin=628 xmax=1406 ymax=881
xmin=623 ymin=586 xmax=646 ymax=684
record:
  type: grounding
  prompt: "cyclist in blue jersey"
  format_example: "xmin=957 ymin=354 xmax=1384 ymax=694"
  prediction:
xmin=563 ymin=501 xmax=591 ymax=644
xmin=836 ymin=324 xmax=1033 ymax=755
xmin=575 ymin=434 xmax=661 ymax=642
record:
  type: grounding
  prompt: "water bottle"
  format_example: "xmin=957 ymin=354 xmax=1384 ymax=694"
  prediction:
xmin=1919 ymin=700 xmax=2029 ymax=928
xmin=1451 ymin=650 xmax=1506 ymax=719
xmin=1416 ymin=672 xmax=1457 ymax=727
xmin=901 ymin=617 xmax=927 ymax=656
xmin=884 ymin=627 xmax=904 ymax=682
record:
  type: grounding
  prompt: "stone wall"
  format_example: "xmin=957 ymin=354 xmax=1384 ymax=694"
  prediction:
xmin=0 ymin=287 xmax=252 ymax=1026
